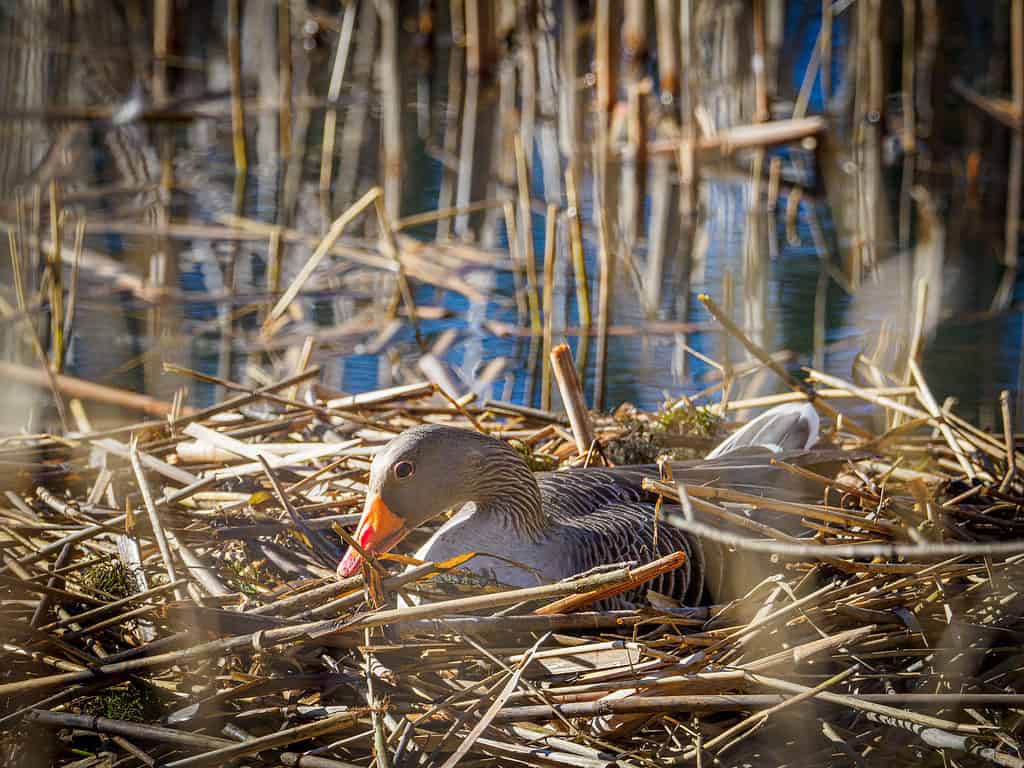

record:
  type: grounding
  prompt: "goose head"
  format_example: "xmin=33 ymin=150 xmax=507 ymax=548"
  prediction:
xmin=337 ymin=424 xmax=543 ymax=578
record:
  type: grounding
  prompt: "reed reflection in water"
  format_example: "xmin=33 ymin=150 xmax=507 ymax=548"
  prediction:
xmin=0 ymin=0 xmax=1021 ymax=432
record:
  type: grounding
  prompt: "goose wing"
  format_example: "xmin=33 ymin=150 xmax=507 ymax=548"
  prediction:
xmin=537 ymin=470 xmax=705 ymax=606
xmin=555 ymin=499 xmax=707 ymax=607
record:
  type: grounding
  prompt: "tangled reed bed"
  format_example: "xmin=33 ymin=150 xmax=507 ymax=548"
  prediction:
xmin=2 ymin=337 xmax=1024 ymax=768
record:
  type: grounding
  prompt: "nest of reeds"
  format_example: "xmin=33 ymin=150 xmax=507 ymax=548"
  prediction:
xmin=2 ymin=352 xmax=1024 ymax=768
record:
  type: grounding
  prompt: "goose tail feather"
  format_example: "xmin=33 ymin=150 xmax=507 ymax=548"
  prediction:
xmin=705 ymin=402 xmax=819 ymax=460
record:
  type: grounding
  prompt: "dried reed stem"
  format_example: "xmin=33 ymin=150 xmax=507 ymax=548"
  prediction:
xmin=227 ymin=0 xmax=247 ymax=173
xmin=550 ymin=343 xmax=594 ymax=455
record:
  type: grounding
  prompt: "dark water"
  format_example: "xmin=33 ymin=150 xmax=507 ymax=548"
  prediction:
xmin=3 ymin=1 xmax=1023 ymax=430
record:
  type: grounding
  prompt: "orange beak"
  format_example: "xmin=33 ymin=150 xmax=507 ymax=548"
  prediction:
xmin=337 ymin=494 xmax=408 ymax=578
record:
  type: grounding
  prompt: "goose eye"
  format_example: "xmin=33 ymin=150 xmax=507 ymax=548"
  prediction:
xmin=394 ymin=461 xmax=415 ymax=480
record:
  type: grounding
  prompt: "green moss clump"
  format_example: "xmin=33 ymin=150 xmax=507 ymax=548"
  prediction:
xmin=80 ymin=560 xmax=138 ymax=599
xmin=220 ymin=542 xmax=266 ymax=594
xmin=653 ymin=402 xmax=722 ymax=439
xmin=509 ymin=439 xmax=561 ymax=472
xmin=604 ymin=418 xmax=661 ymax=465
xmin=80 ymin=682 xmax=163 ymax=722
xmin=605 ymin=402 xmax=723 ymax=465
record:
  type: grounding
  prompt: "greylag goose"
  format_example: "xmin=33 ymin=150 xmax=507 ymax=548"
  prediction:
xmin=337 ymin=402 xmax=829 ymax=605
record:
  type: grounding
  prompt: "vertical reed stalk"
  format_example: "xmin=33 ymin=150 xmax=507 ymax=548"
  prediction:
xmin=558 ymin=0 xmax=580 ymax=168
xmin=535 ymin=2 xmax=562 ymax=203
xmin=319 ymin=2 xmax=356 ymax=202
xmin=47 ymin=182 xmax=63 ymax=374
xmin=503 ymin=201 xmax=529 ymax=326
xmin=514 ymin=135 xmax=542 ymax=334
xmin=621 ymin=82 xmax=646 ymax=250
xmin=1000 ymin=390 xmax=1017 ymax=492
xmin=153 ymin=0 xmax=170 ymax=104
xmin=813 ymin=269 xmax=827 ymax=372
xmin=654 ymin=0 xmax=678 ymax=103
xmin=455 ymin=0 xmax=481 ymax=237
xmin=278 ymin=0 xmax=292 ymax=161
xmin=378 ymin=0 xmax=402 ymax=218
xmin=1015 ymin=0 xmax=1023 ymax=113
xmin=753 ymin=0 xmax=770 ymax=122
xmin=563 ymin=166 xmax=591 ymax=327
xmin=1007 ymin=0 xmax=1023 ymax=267
xmin=436 ymin=3 xmax=464 ymax=241
xmin=679 ymin=0 xmax=698 ymax=219
xmin=645 ymin=131 xmax=675 ymax=314
xmin=1010 ymin=137 xmax=1022 ymax=260
xmin=593 ymin=176 xmax=613 ymax=413
xmin=541 ymin=205 xmax=557 ymax=411
xmin=550 ymin=343 xmax=594 ymax=455
xmin=264 ymin=226 xmax=283 ymax=328
xmin=821 ymin=0 xmax=832 ymax=106
xmin=595 ymin=0 xmax=615 ymax=116
xmin=901 ymin=1 xmax=917 ymax=154
xmin=60 ymin=218 xmax=84 ymax=372
xmin=337 ymin=1 xmax=378 ymax=214
xmin=517 ymin=2 xmax=537 ymax=168
xmin=899 ymin=0 xmax=917 ymax=253
xmin=623 ymin=0 xmax=647 ymax=75
xmin=373 ymin=197 xmax=423 ymax=348
xmin=32 ymin=186 xmax=42 ymax=290
xmin=228 ymin=0 xmax=247 ymax=173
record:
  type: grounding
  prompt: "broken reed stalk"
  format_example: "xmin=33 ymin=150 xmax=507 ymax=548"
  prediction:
xmin=549 ymin=342 xmax=594 ymax=455
xmin=26 ymin=710 xmax=359 ymax=768
xmin=1001 ymin=390 xmax=1017 ymax=492
xmin=745 ymin=672 xmax=988 ymax=735
xmin=129 ymin=439 xmax=184 ymax=601
xmin=534 ymin=551 xmax=687 ymax=615
xmin=438 ymin=633 xmax=549 ymax=768
xmin=5 ymin=356 xmax=1024 ymax=767
xmin=6 ymin=228 xmax=70 ymax=430
xmin=909 ymin=358 xmax=977 ymax=479
xmin=6 ymin=14 xmax=1024 ymax=756
xmin=264 ymin=186 xmax=380 ymax=330
xmin=394 ymin=199 xmax=504 ymax=231
xmin=682 ymin=666 xmax=859 ymax=759
xmin=168 ymin=711 xmax=361 ymax=768
xmin=0 ymin=566 xmax=637 ymax=698
xmin=167 ymin=364 xmax=331 ymax=422
xmin=0 ymin=360 xmax=192 ymax=418
xmin=698 ymin=294 xmax=873 ymax=440
xmin=372 ymin=195 xmax=423 ymax=348
xmin=29 ymin=541 xmax=75 ymax=628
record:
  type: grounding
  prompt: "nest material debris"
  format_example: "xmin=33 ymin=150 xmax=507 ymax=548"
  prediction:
xmin=1 ymin=367 xmax=1024 ymax=768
